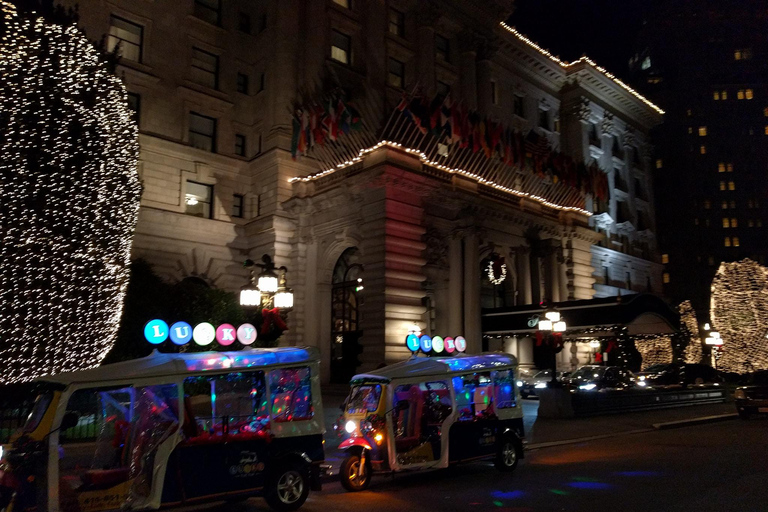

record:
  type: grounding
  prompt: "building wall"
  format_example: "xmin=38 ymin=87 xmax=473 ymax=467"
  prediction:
xmin=61 ymin=0 xmax=662 ymax=378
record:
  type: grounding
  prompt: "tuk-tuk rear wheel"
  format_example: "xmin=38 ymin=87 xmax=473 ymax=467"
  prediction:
xmin=495 ymin=438 xmax=520 ymax=472
xmin=340 ymin=452 xmax=371 ymax=492
xmin=264 ymin=462 xmax=310 ymax=511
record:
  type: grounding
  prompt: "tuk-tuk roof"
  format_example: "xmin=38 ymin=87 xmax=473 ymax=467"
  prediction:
xmin=351 ymin=352 xmax=518 ymax=383
xmin=36 ymin=347 xmax=320 ymax=386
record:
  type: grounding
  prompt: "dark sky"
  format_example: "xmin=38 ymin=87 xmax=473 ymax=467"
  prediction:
xmin=508 ymin=0 xmax=648 ymax=80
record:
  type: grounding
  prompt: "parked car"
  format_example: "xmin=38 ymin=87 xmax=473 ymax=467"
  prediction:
xmin=734 ymin=370 xmax=768 ymax=419
xmin=565 ymin=365 xmax=636 ymax=391
xmin=519 ymin=370 xmax=570 ymax=398
xmin=635 ymin=363 xmax=723 ymax=389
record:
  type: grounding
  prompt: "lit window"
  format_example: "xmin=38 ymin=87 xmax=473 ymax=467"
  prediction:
xmin=733 ymin=237 xmax=740 ymax=247
xmin=194 ymin=0 xmax=221 ymax=26
xmin=721 ymin=201 xmax=728 ymax=209
xmin=730 ymin=200 xmax=736 ymax=208
xmin=719 ymin=181 xmax=726 ymax=191
xmin=722 ymin=218 xmax=730 ymax=228
xmin=703 ymin=200 xmax=711 ymax=209
xmin=731 ymin=218 xmax=738 ymax=228
xmin=554 ymin=118 xmax=561 ymax=133
xmin=107 ymin=16 xmax=143 ymax=63
xmin=724 ymin=237 xmax=731 ymax=247
xmin=764 ymin=107 xmax=768 ymax=117
xmin=727 ymin=163 xmax=733 ymax=172
xmin=388 ymin=8 xmax=404 ymax=37
xmin=191 ymin=47 xmax=219 ymax=90
xmin=661 ymin=254 xmax=669 ymax=264
xmin=331 ymin=30 xmax=351 ymax=64
xmin=718 ymin=163 xmax=725 ymax=172
xmin=663 ymin=272 xmax=670 ymax=284
xmin=764 ymin=126 xmax=768 ymax=135
xmin=189 ymin=112 xmax=217 ymax=152
xmin=700 ymin=145 xmax=706 ymax=154
xmin=746 ymin=89 xmax=754 ymax=100
xmin=737 ymin=90 xmax=745 ymax=100
xmin=235 ymin=134 xmax=246 ymax=156
xmin=713 ymin=91 xmax=720 ymax=100
xmin=698 ymin=126 xmax=707 ymax=136
xmin=688 ymin=127 xmax=693 ymax=134
xmin=185 ymin=181 xmax=213 ymax=218
xmin=387 ymin=57 xmax=405 ymax=88
xmin=686 ymin=109 xmax=692 ymax=116
xmin=435 ymin=34 xmax=450 ymax=62
xmin=734 ymin=50 xmax=742 ymax=60
xmin=728 ymin=181 xmax=735 ymax=191
xmin=721 ymin=90 xmax=728 ymax=100
xmin=656 ymin=159 xmax=663 ymax=169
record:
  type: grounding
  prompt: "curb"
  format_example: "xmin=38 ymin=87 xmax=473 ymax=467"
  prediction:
xmin=524 ymin=428 xmax=653 ymax=451
xmin=652 ymin=413 xmax=738 ymax=430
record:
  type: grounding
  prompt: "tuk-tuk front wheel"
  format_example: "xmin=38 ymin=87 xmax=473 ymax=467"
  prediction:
xmin=495 ymin=438 xmax=520 ymax=472
xmin=340 ymin=452 xmax=371 ymax=492
xmin=264 ymin=462 xmax=310 ymax=511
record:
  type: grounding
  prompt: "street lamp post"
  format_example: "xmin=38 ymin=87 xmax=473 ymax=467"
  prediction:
xmin=240 ymin=255 xmax=294 ymax=313
xmin=537 ymin=301 xmax=567 ymax=386
xmin=703 ymin=323 xmax=723 ymax=369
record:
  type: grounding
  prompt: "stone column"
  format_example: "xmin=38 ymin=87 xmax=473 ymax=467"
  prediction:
xmin=529 ymin=251 xmax=542 ymax=305
xmin=463 ymin=230 xmax=482 ymax=353
xmin=545 ymin=245 xmax=560 ymax=302
xmin=515 ymin=246 xmax=532 ymax=304
xmin=476 ymin=40 xmax=499 ymax=114
xmin=448 ymin=232 xmax=463 ymax=335
xmin=457 ymin=31 xmax=480 ymax=109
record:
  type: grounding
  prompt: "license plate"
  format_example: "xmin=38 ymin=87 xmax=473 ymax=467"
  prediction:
xmin=758 ymin=408 xmax=768 ymax=413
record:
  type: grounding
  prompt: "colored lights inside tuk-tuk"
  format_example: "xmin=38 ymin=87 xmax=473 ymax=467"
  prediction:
xmin=144 ymin=319 xmax=259 ymax=348
xmin=405 ymin=333 xmax=467 ymax=355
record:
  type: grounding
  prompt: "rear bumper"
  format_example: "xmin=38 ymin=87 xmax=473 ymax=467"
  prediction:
xmin=736 ymin=398 xmax=768 ymax=411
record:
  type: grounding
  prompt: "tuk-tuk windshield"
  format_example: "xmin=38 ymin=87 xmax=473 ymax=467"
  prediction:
xmin=346 ymin=384 xmax=382 ymax=414
xmin=23 ymin=390 xmax=54 ymax=433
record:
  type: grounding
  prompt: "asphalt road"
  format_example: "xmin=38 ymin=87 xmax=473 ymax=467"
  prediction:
xmin=180 ymin=416 xmax=768 ymax=512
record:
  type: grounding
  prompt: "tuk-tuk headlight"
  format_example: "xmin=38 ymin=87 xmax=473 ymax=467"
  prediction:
xmin=374 ymin=433 xmax=384 ymax=445
xmin=344 ymin=420 xmax=357 ymax=434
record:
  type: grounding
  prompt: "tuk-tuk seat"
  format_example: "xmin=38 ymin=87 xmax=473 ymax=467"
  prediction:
xmin=81 ymin=467 xmax=130 ymax=489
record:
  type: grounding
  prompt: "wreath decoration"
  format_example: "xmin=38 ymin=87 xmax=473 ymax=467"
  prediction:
xmin=486 ymin=256 xmax=507 ymax=285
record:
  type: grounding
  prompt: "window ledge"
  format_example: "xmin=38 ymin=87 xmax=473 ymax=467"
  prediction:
xmin=186 ymin=14 xmax=228 ymax=35
xmin=178 ymin=82 xmax=234 ymax=111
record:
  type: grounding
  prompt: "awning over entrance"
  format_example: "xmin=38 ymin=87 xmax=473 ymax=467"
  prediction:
xmin=482 ymin=294 xmax=680 ymax=337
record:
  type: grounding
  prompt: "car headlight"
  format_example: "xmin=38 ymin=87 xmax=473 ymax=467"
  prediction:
xmin=637 ymin=381 xmax=647 ymax=387
xmin=345 ymin=420 xmax=357 ymax=434
xmin=516 ymin=381 xmax=523 ymax=387
xmin=0 ymin=444 xmax=3 ymax=462
xmin=534 ymin=382 xmax=547 ymax=389
xmin=638 ymin=376 xmax=646 ymax=381
xmin=734 ymin=389 xmax=746 ymax=400
xmin=579 ymin=383 xmax=597 ymax=391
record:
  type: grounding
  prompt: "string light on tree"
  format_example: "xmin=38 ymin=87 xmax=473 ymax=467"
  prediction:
xmin=635 ymin=336 xmax=673 ymax=370
xmin=0 ymin=2 xmax=140 ymax=383
xmin=679 ymin=300 xmax=703 ymax=364
xmin=710 ymin=259 xmax=768 ymax=373
xmin=486 ymin=256 xmax=507 ymax=285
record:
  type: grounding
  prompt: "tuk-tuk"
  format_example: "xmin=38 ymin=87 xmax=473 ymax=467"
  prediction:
xmin=0 ymin=347 xmax=325 ymax=512
xmin=337 ymin=352 xmax=524 ymax=491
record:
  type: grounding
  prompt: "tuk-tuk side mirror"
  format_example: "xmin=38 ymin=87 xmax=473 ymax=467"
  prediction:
xmin=60 ymin=411 xmax=79 ymax=432
xmin=395 ymin=400 xmax=409 ymax=412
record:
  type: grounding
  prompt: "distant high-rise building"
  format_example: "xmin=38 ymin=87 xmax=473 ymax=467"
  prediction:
xmin=630 ymin=0 xmax=768 ymax=317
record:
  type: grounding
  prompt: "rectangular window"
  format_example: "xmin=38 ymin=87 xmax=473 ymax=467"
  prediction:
xmin=194 ymin=0 xmax=221 ymax=26
xmin=452 ymin=373 xmax=493 ymax=421
xmin=700 ymin=145 xmax=706 ymax=154
xmin=236 ymin=72 xmax=249 ymax=94
xmin=493 ymin=370 xmax=516 ymax=409
xmin=728 ymin=181 xmax=735 ymax=191
xmin=259 ymin=13 xmax=267 ymax=33
xmin=698 ymin=126 xmax=707 ymax=136
xmin=235 ymin=134 xmax=246 ymax=156
xmin=733 ymin=237 xmax=740 ymax=247
xmin=703 ymin=200 xmax=711 ymax=209
xmin=435 ymin=34 xmax=449 ymax=62
xmin=269 ymin=367 xmax=314 ymax=422
xmin=388 ymin=8 xmax=404 ymax=37
xmin=189 ymin=112 xmax=217 ymax=152
xmin=722 ymin=218 xmax=730 ymax=228
xmin=722 ymin=201 xmax=728 ymax=209
xmin=738 ymin=90 xmax=745 ymax=100
xmin=730 ymin=200 xmax=736 ymax=208
xmin=720 ymin=181 xmax=726 ymax=191
xmin=258 ymin=72 xmax=266 ymax=92
xmin=663 ymin=272 xmax=670 ymax=284
xmin=191 ymin=47 xmax=219 ymax=90
xmin=490 ymin=81 xmax=498 ymax=105
xmin=724 ymin=236 xmax=731 ymax=247
xmin=721 ymin=90 xmax=728 ymax=100
xmin=331 ymin=30 xmax=351 ymax=64
xmin=514 ymin=95 xmax=524 ymax=118
xmin=713 ymin=91 xmax=720 ymax=100
xmin=183 ymin=371 xmax=267 ymax=440
xmin=107 ymin=15 xmax=143 ymax=63
xmin=126 ymin=92 xmax=140 ymax=125
xmin=238 ymin=12 xmax=251 ymax=33
xmin=656 ymin=159 xmax=663 ymax=169
xmin=661 ymin=254 xmax=669 ymax=264
xmin=387 ymin=57 xmax=405 ymax=88
xmin=764 ymin=126 xmax=768 ymax=135
xmin=735 ymin=48 xmax=752 ymax=60
xmin=232 ymin=194 xmax=244 ymax=218
xmin=539 ymin=109 xmax=549 ymax=130
xmin=185 ymin=180 xmax=213 ymax=218
xmin=731 ymin=218 xmax=738 ymax=228
xmin=746 ymin=89 xmax=754 ymax=100
xmin=718 ymin=162 xmax=725 ymax=172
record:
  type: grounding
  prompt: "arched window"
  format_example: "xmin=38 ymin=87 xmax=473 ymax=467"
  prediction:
xmin=331 ymin=248 xmax=363 ymax=383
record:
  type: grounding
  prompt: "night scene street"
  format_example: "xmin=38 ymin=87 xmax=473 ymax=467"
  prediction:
xmin=2 ymin=1 xmax=768 ymax=512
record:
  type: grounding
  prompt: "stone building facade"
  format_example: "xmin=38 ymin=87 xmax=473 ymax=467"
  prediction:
xmin=62 ymin=0 xmax=663 ymax=382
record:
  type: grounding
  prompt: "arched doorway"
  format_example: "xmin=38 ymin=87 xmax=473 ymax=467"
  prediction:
xmin=330 ymin=248 xmax=363 ymax=383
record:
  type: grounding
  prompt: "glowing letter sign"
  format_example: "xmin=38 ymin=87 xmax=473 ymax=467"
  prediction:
xmin=216 ymin=323 xmax=236 ymax=346
xmin=169 ymin=321 xmax=192 ymax=345
xmin=237 ymin=323 xmax=257 ymax=345
xmin=404 ymin=333 xmax=466 ymax=354
xmin=145 ymin=320 xmax=264 ymax=349
xmin=193 ymin=322 xmax=216 ymax=346
xmin=144 ymin=320 xmax=169 ymax=345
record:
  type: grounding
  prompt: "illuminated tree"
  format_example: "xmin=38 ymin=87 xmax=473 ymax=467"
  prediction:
xmin=710 ymin=259 xmax=768 ymax=373
xmin=635 ymin=336 xmax=673 ymax=371
xmin=0 ymin=1 xmax=140 ymax=383
xmin=679 ymin=300 xmax=702 ymax=364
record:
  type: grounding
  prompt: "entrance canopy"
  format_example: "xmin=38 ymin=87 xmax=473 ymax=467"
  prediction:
xmin=482 ymin=294 xmax=679 ymax=338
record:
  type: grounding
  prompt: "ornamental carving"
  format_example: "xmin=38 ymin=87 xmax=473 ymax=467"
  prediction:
xmin=600 ymin=111 xmax=615 ymax=135
xmin=623 ymin=129 xmax=637 ymax=148
xmin=424 ymin=227 xmax=450 ymax=268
